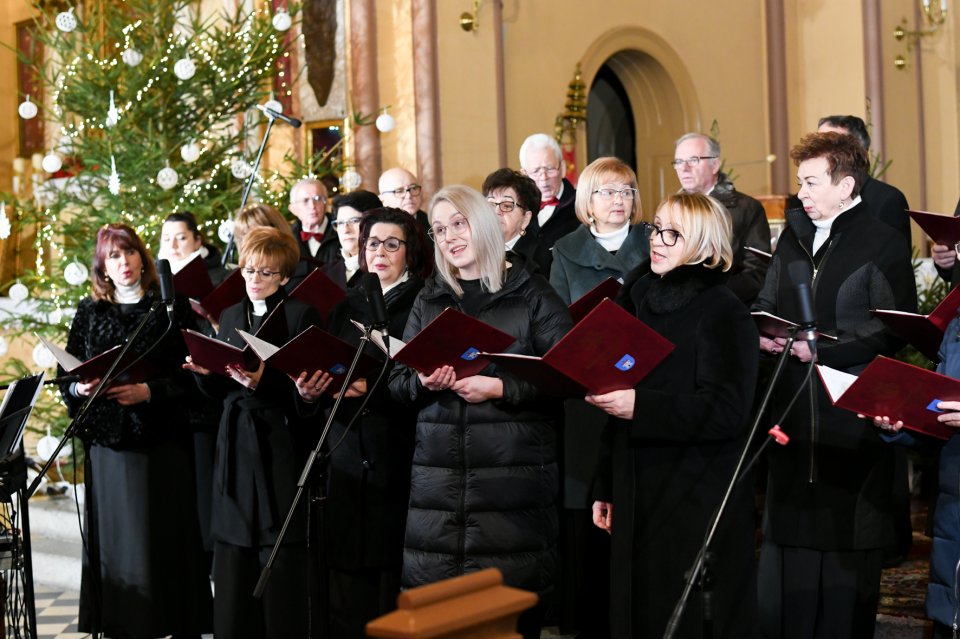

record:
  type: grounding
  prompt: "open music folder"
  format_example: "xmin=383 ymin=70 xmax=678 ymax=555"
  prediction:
xmin=482 ymin=299 xmax=674 ymax=397
xmin=818 ymin=356 xmax=960 ymax=441
xmin=35 ymin=335 xmax=155 ymax=384
xmin=568 ymin=277 xmax=622 ymax=324
xmin=751 ymin=311 xmax=837 ymax=341
xmin=909 ymin=209 xmax=960 ymax=246
xmin=358 ymin=308 xmax=517 ymax=379
xmin=182 ymin=301 xmax=287 ymax=377
xmin=872 ymin=283 xmax=960 ymax=363
xmin=288 ymin=267 xmax=347 ymax=322
xmin=171 ymin=253 xmax=215 ymax=300
xmin=188 ymin=268 xmax=245 ymax=325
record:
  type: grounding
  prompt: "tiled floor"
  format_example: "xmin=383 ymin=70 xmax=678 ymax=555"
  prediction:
xmin=29 ymin=586 xmax=84 ymax=639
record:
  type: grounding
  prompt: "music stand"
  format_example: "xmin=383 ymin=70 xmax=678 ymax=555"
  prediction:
xmin=0 ymin=372 xmax=46 ymax=639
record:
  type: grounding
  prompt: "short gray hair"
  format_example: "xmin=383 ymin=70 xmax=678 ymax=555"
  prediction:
xmin=518 ymin=133 xmax=562 ymax=168
xmin=674 ymin=133 xmax=721 ymax=158
xmin=289 ymin=177 xmax=326 ymax=203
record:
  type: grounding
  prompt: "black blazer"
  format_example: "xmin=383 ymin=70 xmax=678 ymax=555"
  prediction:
xmin=532 ymin=178 xmax=580 ymax=250
xmin=288 ymin=219 xmax=342 ymax=290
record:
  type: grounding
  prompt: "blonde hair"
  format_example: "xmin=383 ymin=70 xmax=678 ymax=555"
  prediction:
xmin=233 ymin=203 xmax=293 ymax=249
xmin=574 ymin=157 xmax=643 ymax=226
xmin=238 ymin=226 xmax=300 ymax=278
xmin=428 ymin=185 xmax=505 ymax=297
xmin=655 ymin=193 xmax=733 ymax=271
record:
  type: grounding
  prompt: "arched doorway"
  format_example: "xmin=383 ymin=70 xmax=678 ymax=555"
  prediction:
xmin=579 ymin=29 xmax=699 ymax=218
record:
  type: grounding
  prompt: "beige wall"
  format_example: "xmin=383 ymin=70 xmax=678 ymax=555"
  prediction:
xmin=0 ymin=0 xmax=39 ymax=192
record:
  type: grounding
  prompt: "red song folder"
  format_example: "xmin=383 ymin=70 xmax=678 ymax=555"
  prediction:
xmin=751 ymin=311 xmax=837 ymax=341
xmin=288 ymin=267 xmax=347 ymax=322
xmin=188 ymin=268 xmax=245 ymax=325
xmin=171 ymin=254 xmax=215 ymax=300
xmin=181 ymin=301 xmax=287 ymax=376
xmin=362 ymin=308 xmax=517 ymax=378
xmin=238 ymin=327 xmax=378 ymax=392
xmin=481 ymin=298 xmax=674 ymax=396
xmin=819 ymin=356 xmax=960 ymax=441
xmin=909 ymin=210 xmax=960 ymax=246
xmin=873 ymin=284 xmax=960 ymax=362
xmin=568 ymin=277 xmax=622 ymax=324
xmin=35 ymin=335 xmax=155 ymax=384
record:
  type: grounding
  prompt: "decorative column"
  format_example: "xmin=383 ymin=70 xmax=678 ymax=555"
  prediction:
xmin=765 ymin=0 xmax=790 ymax=194
xmin=349 ymin=0 xmax=382 ymax=190
xmin=412 ymin=0 xmax=442 ymax=197
xmin=862 ymin=0 xmax=886 ymax=159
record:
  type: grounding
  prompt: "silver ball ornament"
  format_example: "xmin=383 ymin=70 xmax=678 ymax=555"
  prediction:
xmin=18 ymin=97 xmax=38 ymax=120
xmin=64 ymin=261 xmax=89 ymax=286
xmin=42 ymin=154 xmax=63 ymax=174
xmin=8 ymin=282 xmax=29 ymax=303
xmin=174 ymin=57 xmax=196 ymax=81
xmin=121 ymin=48 xmax=143 ymax=67
xmin=157 ymin=167 xmax=179 ymax=190
xmin=32 ymin=342 xmax=57 ymax=369
xmin=55 ymin=9 xmax=78 ymax=33
xmin=272 ymin=10 xmax=292 ymax=31
xmin=180 ymin=142 xmax=201 ymax=163
xmin=375 ymin=112 xmax=395 ymax=133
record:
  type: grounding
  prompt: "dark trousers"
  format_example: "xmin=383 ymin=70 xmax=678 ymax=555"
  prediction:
xmin=757 ymin=541 xmax=882 ymax=639
xmin=327 ymin=566 xmax=400 ymax=639
xmin=214 ymin=540 xmax=313 ymax=639
xmin=558 ymin=508 xmax=610 ymax=638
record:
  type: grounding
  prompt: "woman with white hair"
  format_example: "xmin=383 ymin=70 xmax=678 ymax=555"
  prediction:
xmin=389 ymin=185 xmax=572 ymax=639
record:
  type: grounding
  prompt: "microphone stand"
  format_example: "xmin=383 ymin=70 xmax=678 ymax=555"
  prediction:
xmin=253 ymin=324 xmax=374 ymax=598
xmin=221 ymin=114 xmax=277 ymax=267
xmin=663 ymin=330 xmax=801 ymax=639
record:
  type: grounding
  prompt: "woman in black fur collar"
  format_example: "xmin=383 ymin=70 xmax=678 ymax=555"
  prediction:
xmin=591 ymin=193 xmax=759 ymax=638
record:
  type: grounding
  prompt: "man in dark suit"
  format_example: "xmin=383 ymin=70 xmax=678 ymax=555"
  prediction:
xmin=817 ymin=115 xmax=912 ymax=246
xmin=519 ymin=133 xmax=580 ymax=250
xmin=932 ymin=197 xmax=960 ymax=288
xmin=288 ymin=177 xmax=340 ymax=289
xmin=378 ymin=167 xmax=430 ymax=229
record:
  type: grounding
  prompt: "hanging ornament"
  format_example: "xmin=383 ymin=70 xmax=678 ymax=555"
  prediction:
xmin=231 ymin=158 xmax=252 ymax=179
xmin=173 ymin=55 xmax=196 ymax=81
xmin=18 ymin=96 xmax=38 ymax=120
xmin=108 ymin=155 xmax=121 ymax=195
xmin=37 ymin=427 xmax=71 ymax=462
xmin=375 ymin=109 xmax=396 ymax=133
xmin=264 ymin=95 xmax=283 ymax=114
xmin=340 ymin=168 xmax=362 ymax=191
xmin=32 ymin=342 xmax=56 ymax=369
xmin=55 ymin=8 xmax=78 ymax=33
xmin=218 ymin=219 xmax=235 ymax=244
xmin=106 ymin=89 xmax=119 ymax=127
xmin=272 ymin=9 xmax=292 ymax=32
xmin=121 ymin=47 xmax=143 ymax=67
xmin=0 ymin=336 xmax=7 ymax=358
xmin=0 ymin=202 xmax=9 ymax=240
xmin=48 ymin=308 xmax=63 ymax=324
xmin=8 ymin=281 xmax=29 ymax=303
xmin=64 ymin=260 xmax=89 ymax=286
xmin=42 ymin=153 xmax=63 ymax=174
xmin=157 ymin=166 xmax=179 ymax=190
xmin=180 ymin=141 xmax=201 ymax=163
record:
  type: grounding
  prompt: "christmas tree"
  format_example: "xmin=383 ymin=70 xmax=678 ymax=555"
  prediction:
xmin=0 ymin=0 xmax=344 ymax=434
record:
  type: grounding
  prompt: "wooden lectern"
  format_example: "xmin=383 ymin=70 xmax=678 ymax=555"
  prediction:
xmin=365 ymin=568 xmax=538 ymax=639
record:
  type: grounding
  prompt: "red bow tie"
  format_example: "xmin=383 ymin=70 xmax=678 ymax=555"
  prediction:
xmin=300 ymin=230 xmax=324 ymax=242
xmin=539 ymin=197 xmax=560 ymax=210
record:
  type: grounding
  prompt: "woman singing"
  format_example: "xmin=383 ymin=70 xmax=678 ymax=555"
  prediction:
xmin=389 ymin=185 xmax=572 ymax=639
xmin=590 ymin=193 xmax=759 ymax=638
xmin=60 ymin=223 xmax=212 ymax=638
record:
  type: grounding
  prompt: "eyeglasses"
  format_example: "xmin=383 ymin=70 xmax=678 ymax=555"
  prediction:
xmin=522 ymin=164 xmax=562 ymax=178
xmin=488 ymin=198 xmax=517 ymax=214
xmin=671 ymin=156 xmax=717 ymax=168
xmin=241 ymin=267 xmax=282 ymax=279
xmin=331 ymin=217 xmax=363 ymax=230
xmin=381 ymin=185 xmax=422 ymax=198
xmin=645 ymin=223 xmax=683 ymax=247
xmin=294 ymin=194 xmax=327 ymax=207
xmin=366 ymin=237 xmax=406 ymax=252
xmin=592 ymin=187 xmax=639 ymax=201
xmin=427 ymin=216 xmax=470 ymax=243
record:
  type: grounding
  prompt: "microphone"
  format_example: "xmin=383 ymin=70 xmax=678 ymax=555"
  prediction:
xmin=362 ymin=272 xmax=389 ymax=332
xmin=255 ymin=104 xmax=302 ymax=128
xmin=787 ymin=260 xmax=817 ymax=344
xmin=156 ymin=258 xmax=176 ymax=321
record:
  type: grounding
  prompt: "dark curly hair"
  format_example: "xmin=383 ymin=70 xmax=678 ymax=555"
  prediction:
xmin=789 ymin=132 xmax=868 ymax=198
xmin=358 ymin=207 xmax=431 ymax=279
xmin=481 ymin=168 xmax=541 ymax=215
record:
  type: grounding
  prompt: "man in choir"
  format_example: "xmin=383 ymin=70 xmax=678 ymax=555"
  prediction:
xmin=816 ymin=115 xmax=912 ymax=246
xmin=673 ymin=132 xmax=771 ymax=303
xmin=519 ymin=133 xmax=580 ymax=250
xmin=931 ymin=197 xmax=960 ymax=288
xmin=378 ymin=167 xmax=429 ymax=228
xmin=288 ymin=177 xmax=340 ymax=289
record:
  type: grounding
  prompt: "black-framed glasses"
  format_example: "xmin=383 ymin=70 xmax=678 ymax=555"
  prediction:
xmin=381 ymin=185 xmax=422 ymax=198
xmin=488 ymin=198 xmax=517 ymax=214
xmin=241 ymin=267 xmax=282 ymax=279
xmin=522 ymin=164 xmax=562 ymax=178
xmin=645 ymin=223 xmax=683 ymax=247
xmin=427 ymin=216 xmax=470 ymax=243
xmin=331 ymin=217 xmax=363 ymax=230
xmin=592 ymin=187 xmax=638 ymax=201
xmin=671 ymin=156 xmax=717 ymax=168
xmin=365 ymin=237 xmax=406 ymax=252
xmin=295 ymin=194 xmax=326 ymax=206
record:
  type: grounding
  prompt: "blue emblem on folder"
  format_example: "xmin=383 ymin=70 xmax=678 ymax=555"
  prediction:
xmin=461 ymin=347 xmax=480 ymax=361
xmin=330 ymin=364 xmax=347 ymax=376
xmin=615 ymin=355 xmax=636 ymax=372
xmin=928 ymin=398 xmax=945 ymax=413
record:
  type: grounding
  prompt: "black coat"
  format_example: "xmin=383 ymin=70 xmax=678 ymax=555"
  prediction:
xmin=288 ymin=219 xmax=342 ymax=290
xmin=532 ymin=178 xmax=580 ymax=250
xmin=709 ymin=173 xmax=772 ymax=303
xmin=753 ymin=204 xmax=917 ymax=550
xmin=323 ymin=278 xmax=423 ymax=569
xmin=603 ymin=264 xmax=758 ymax=639
xmin=510 ymin=233 xmax=552 ymax=276
xmin=388 ymin=263 xmax=573 ymax=598
xmin=860 ymin=176 xmax=911 ymax=246
xmin=197 ymin=290 xmax=322 ymax=547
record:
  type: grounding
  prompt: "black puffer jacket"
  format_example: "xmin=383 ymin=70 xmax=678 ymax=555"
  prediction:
xmin=388 ymin=261 xmax=572 ymax=598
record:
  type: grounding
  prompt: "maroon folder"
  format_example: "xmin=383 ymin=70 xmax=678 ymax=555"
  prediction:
xmin=819 ymin=356 xmax=960 ymax=441
xmin=35 ymin=335 xmax=155 ymax=384
xmin=873 ymin=284 xmax=960 ymax=362
xmin=189 ymin=269 xmax=245 ymax=325
xmin=909 ymin=210 xmax=960 ymax=246
xmin=239 ymin=326 xmax=379 ymax=392
xmin=751 ymin=311 xmax=837 ymax=341
xmin=379 ymin=308 xmax=517 ymax=378
xmin=182 ymin=301 xmax=288 ymax=376
xmin=483 ymin=299 xmax=674 ymax=396
xmin=568 ymin=277 xmax=622 ymax=324
xmin=289 ymin=267 xmax=347 ymax=322
xmin=172 ymin=254 xmax=215 ymax=300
